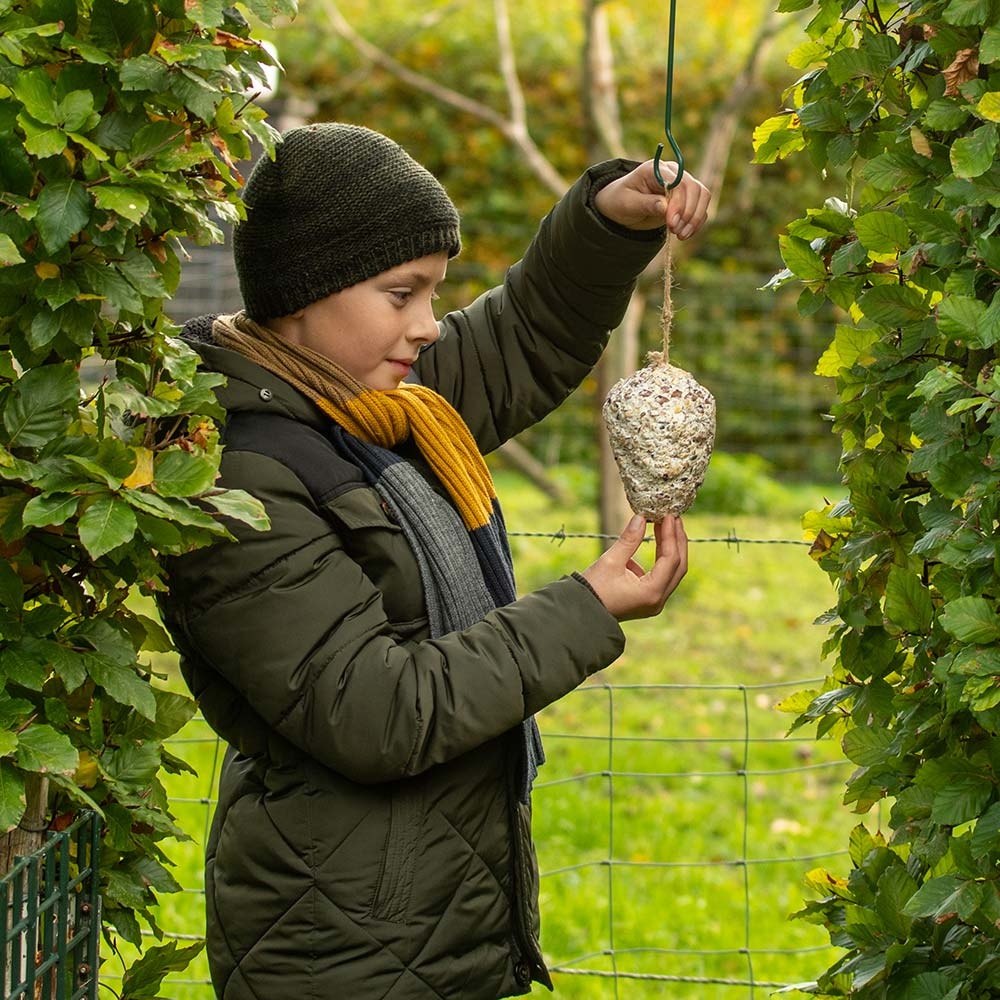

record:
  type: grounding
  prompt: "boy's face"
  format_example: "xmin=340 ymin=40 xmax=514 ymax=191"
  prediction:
xmin=274 ymin=251 xmax=448 ymax=390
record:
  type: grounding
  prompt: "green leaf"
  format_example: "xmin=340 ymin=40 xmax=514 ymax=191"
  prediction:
xmin=944 ymin=0 xmax=994 ymax=25
xmin=862 ymin=152 xmax=927 ymax=191
xmin=153 ymin=448 xmax=218 ymax=498
xmin=79 ymin=259 xmax=143 ymax=314
xmin=93 ymin=186 xmax=150 ymax=225
xmin=978 ymin=92 xmax=1000 ymax=124
xmin=104 ymin=869 xmax=150 ymax=910
xmin=2 ymin=364 xmax=78 ymax=449
xmin=911 ymin=364 xmax=962 ymax=401
xmin=13 ymin=724 xmax=78 ymax=776
xmin=121 ymin=940 xmax=205 ymax=999
xmin=884 ymin=566 xmax=933 ymax=634
xmin=938 ymin=295 xmax=986 ymax=340
xmin=129 ymin=854 xmax=182 ymax=894
xmin=830 ymin=238 xmax=867 ymax=276
xmin=172 ymin=70 xmax=222 ymax=120
xmin=971 ymin=801 xmax=1000 ymax=858
xmin=45 ymin=643 xmax=88 ymax=693
xmin=951 ymin=123 xmax=999 ymax=179
xmin=857 ymin=284 xmax=928 ymax=326
xmin=10 ymin=67 xmax=59 ymax=124
xmin=842 ymin=725 xmax=894 ymax=767
xmin=1 ymin=647 xmax=47 ymax=690
xmin=35 ymin=180 xmax=91 ymax=253
xmin=185 ymin=0 xmax=225 ymax=27
xmin=931 ymin=773 xmax=994 ymax=825
xmin=0 ymin=760 xmax=27 ymax=832
xmin=89 ymin=0 xmax=156 ymax=54
xmin=21 ymin=493 xmax=79 ymax=528
xmin=0 ymin=233 xmax=25 ymax=265
xmin=85 ymin=654 xmax=157 ymax=720
xmin=941 ymin=596 xmax=1000 ymax=644
xmin=201 ymin=489 xmax=269 ymax=531
xmin=874 ymin=865 xmax=917 ymax=939
xmin=151 ymin=689 xmax=197 ymax=741
xmin=752 ymin=114 xmax=805 ymax=164
xmin=901 ymin=875 xmax=964 ymax=918
xmin=0 ymin=560 xmax=24 ymax=611
xmin=118 ymin=53 xmax=171 ymax=92
xmin=103 ymin=740 xmax=161 ymax=785
xmin=779 ymin=234 xmax=827 ymax=282
xmin=56 ymin=90 xmax=95 ymax=132
xmin=922 ymin=98 xmax=970 ymax=131
xmin=78 ymin=496 xmax=137 ymax=558
xmin=854 ymin=211 xmax=910 ymax=253
xmin=982 ymin=26 xmax=1000 ymax=64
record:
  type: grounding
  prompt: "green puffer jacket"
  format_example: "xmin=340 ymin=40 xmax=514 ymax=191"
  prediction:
xmin=159 ymin=160 xmax=665 ymax=1000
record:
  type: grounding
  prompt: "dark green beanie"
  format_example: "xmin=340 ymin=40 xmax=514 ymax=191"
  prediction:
xmin=233 ymin=123 xmax=461 ymax=321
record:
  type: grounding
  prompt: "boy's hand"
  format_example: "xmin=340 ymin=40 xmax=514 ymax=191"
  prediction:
xmin=594 ymin=160 xmax=711 ymax=239
xmin=581 ymin=515 xmax=688 ymax=622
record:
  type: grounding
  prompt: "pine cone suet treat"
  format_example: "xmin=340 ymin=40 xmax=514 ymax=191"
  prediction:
xmin=603 ymin=360 xmax=716 ymax=519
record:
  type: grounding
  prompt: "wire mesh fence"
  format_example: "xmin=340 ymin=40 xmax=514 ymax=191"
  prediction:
xmin=90 ymin=522 xmax=860 ymax=1000
xmin=1 ymin=812 xmax=101 ymax=1000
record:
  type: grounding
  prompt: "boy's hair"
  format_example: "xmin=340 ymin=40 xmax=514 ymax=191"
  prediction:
xmin=234 ymin=122 xmax=461 ymax=321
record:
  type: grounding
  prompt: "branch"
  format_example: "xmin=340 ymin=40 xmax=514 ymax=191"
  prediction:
xmin=582 ymin=0 xmax=626 ymax=160
xmin=696 ymin=0 xmax=784 ymax=210
xmin=321 ymin=0 xmax=568 ymax=198
xmin=493 ymin=0 xmax=526 ymax=134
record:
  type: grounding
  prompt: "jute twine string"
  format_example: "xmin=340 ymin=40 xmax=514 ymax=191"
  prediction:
xmin=648 ymin=191 xmax=674 ymax=367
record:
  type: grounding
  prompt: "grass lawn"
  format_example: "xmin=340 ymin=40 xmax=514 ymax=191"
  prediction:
xmin=106 ymin=468 xmax=860 ymax=999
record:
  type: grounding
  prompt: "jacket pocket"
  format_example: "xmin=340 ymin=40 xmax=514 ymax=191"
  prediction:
xmin=324 ymin=489 xmax=429 ymax=629
xmin=369 ymin=784 xmax=424 ymax=924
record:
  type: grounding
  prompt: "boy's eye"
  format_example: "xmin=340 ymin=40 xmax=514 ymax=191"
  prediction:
xmin=388 ymin=289 xmax=412 ymax=303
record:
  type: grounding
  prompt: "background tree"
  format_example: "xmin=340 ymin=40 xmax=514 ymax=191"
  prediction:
xmin=0 ymin=0 xmax=285 ymax=990
xmin=755 ymin=1 xmax=1000 ymax=996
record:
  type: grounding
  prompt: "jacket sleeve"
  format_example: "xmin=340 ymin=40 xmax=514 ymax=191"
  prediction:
xmin=162 ymin=450 xmax=626 ymax=785
xmin=414 ymin=158 xmax=667 ymax=452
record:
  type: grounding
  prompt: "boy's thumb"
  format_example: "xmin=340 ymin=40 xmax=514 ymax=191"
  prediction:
xmin=611 ymin=514 xmax=646 ymax=558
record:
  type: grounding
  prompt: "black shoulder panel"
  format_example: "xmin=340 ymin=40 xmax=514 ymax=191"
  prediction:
xmin=223 ymin=412 xmax=366 ymax=505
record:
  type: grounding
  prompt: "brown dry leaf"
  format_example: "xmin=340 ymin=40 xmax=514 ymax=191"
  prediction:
xmin=943 ymin=48 xmax=979 ymax=96
xmin=213 ymin=29 xmax=258 ymax=50
xmin=808 ymin=529 xmax=834 ymax=561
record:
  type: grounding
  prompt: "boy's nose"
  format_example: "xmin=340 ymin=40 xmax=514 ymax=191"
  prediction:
xmin=410 ymin=304 xmax=440 ymax=346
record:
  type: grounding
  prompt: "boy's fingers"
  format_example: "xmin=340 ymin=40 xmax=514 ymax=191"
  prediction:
xmin=648 ymin=517 xmax=687 ymax=589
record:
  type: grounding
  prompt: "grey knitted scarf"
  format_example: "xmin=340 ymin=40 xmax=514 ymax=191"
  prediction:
xmin=332 ymin=427 xmax=544 ymax=802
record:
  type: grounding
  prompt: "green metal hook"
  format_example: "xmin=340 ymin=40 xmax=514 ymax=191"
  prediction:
xmin=652 ymin=0 xmax=684 ymax=191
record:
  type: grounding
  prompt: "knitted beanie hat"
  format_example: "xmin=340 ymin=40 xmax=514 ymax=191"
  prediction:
xmin=233 ymin=123 xmax=462 ymax=321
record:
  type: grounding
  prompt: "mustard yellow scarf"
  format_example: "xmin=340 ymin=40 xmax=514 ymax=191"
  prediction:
xmin=211 ymin=312 xmax=497 ymax=531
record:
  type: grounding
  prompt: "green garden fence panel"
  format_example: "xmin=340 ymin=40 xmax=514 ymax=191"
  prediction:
xmin=2 ymin=812 xmax=100 ymax=1000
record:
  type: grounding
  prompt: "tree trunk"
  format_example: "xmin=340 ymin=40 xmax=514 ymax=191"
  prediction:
xmin=583 ymin=0 xmax=638 ymax=551
xmin=0 ymin=774 xmax=49 ymax=876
